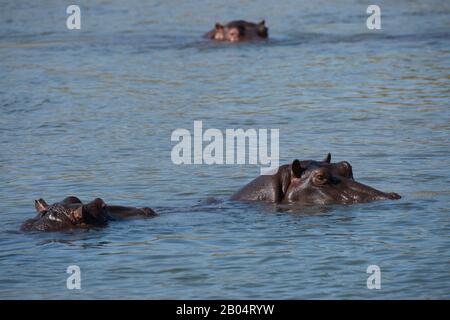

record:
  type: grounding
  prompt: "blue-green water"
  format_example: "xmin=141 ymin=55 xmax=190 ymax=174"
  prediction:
xmin=0 ymin=0 xmax=449 ymax=299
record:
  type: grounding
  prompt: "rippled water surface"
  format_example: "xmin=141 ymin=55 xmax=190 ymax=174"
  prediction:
xmin=0 ymin=0 xmax=449 ymax=299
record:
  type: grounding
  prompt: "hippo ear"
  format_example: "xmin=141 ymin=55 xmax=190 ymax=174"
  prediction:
xmin=93 ymin=198 xmax=107 ymax=209
xmin=259 ymin=20 xmax=265 ymax=26
xmin=215 ymin=23 xmax=224 ymax=30
xmin=34 ymin=199 xmax=48 ymax=213
xmin=291 ymin=159 xmax=305 ymax=178
xmin=323 ymin=153 xmax=331 ymax=163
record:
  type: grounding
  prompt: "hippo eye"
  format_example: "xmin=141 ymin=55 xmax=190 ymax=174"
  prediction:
xmin=314 ymin=173 xmax=328 ymax=185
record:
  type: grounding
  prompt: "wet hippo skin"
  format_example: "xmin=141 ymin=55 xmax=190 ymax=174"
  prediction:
xmin=105 ymin=205 xmax=157 ymax=219
xmin=231 ymin=153 xmax=401 ymax=204
xmin=21 ymin=197 xmax=157 ymax=232
xmin=22 ymin=197 xmax=107 ymax=231
xmin=204 ymin=20 xmax=268 ymax=42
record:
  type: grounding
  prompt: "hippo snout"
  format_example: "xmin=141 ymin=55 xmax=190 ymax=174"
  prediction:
xmin=386 ymin=192 xmax=401 ymax=200
xmin=140 ymin=207 xmax=157 ymax=217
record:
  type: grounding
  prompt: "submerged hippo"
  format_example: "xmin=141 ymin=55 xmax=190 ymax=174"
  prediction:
xmin=231 ymin=153 xmax=401 ymax=204
xmin=205 ymin=20 xmax=268 ymax=42
xmin=21 ymin=197 xmax=106 ymax=231
xmin=21 ymin=196 xmax=157 ymax=232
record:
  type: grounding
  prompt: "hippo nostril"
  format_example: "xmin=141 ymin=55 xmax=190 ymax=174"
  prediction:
xmin=388 ymin=193 xmax=401 ymax=200
xmin=141 ymin=207 xmax=157 ymax=217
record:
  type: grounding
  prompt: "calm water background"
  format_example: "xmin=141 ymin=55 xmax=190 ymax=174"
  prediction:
xmin=0 ymin=0 xmax=449 ymax=299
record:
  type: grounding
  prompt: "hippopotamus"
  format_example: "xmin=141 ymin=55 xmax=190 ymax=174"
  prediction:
xmin=204 ymin=20 xmax=268 ymax=42
xmin=231 ymin=153 xmax=401 ymax=204
xmin=21 ymin=196 xmax=157 ymax=232
xmin=21 ymin=197 xmax=106 ymax=231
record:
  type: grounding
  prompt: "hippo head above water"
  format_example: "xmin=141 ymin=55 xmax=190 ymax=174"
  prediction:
xmin=22 ymin=196 xmax=157 ymax=232
xmin=22 ymin=197 xmax=110 ymax=231
xmin=296 ymin=153 xmax=354 ymax=181
xmin=231 ymin=153 xmax=401 ymax=205
xmin=283 ymin=158 xmax=401 ymax=205
xmin=205 ymin=20 xmax=268 ymax=42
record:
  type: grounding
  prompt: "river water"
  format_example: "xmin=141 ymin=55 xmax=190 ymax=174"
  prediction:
xmin=0 ymin=0 xmax=449 ymax=299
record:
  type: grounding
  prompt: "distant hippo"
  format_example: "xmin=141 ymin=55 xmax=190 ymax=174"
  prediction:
xmin=21 ymin=197 xmax=108 ymax=231
xmin=21 ymin=196 xmax=157 ymax=232
xmin=231 ymin=153 xmax=401 ymax=204
xmin=205 ymin=20 xmax=268 ymax=42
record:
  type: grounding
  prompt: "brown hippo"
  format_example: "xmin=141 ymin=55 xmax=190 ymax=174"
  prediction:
xmin=21 ymin=196 xmax=157 ymax=232
xmin=21 ymin=197 xmax=108 ymax=231
xmin=231 ymin=153 xmax=401 ymax=204
xmin=204 ymin=20 xmax=268 ymax=42
xmin=105 ymin=205 xmax=157 ymax=220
